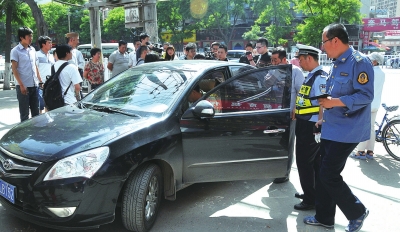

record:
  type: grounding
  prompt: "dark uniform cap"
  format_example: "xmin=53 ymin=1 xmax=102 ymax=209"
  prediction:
xmin=295 ymin=44 xmax=321 ymax=57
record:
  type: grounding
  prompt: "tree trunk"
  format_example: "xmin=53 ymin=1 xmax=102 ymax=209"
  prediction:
xmin=24 ymin=0 xmax=48 ymax=36
xmin=3 ymin=2 xmax=13 ymax=90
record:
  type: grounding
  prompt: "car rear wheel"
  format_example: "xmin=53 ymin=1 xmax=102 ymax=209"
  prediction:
xmin=122 ymin=163 xmax=163 ymax=232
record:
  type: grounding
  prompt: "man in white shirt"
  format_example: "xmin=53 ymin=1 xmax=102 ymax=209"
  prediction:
xmin=11 ymin=26 xmax=43 ymax=122
xmin=65 ymin=32 xmax=85 ymax=74
xmin=53 ymin=45 xmax=83 ymax=105
xmin=107 ymin=40 xmax=129 ymax=77
xmin=128 ymin=39 xmax=141 ymax=68
xmin=36 ymin=35 xmax=55 ymax=113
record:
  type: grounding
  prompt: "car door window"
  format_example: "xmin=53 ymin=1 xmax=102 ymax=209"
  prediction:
xmin=229 ymin=65 xmax=255 ymax=76
xmin=204 ymin=65 xmax=292 ymax=113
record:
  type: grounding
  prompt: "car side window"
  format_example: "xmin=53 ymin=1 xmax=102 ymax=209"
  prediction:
xmin=229 ymin=65 xmax=255 ymax=76
xmin=206 ymin=66 xmax=292 ymax=113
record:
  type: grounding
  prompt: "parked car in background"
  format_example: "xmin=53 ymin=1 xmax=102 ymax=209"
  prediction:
xmin=227 ymin=50 xmax=246 ymax=61
xmin=0 ymin=61 xmax=295 ymax=232
xmin=78 ymin=43 xmax=135 ymax=59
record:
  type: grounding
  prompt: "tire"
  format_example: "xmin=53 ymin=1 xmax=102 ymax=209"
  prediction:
xmin=122 ymin=163 xmax=163 ymax=232
xmin=382 ymin=120 xmax=400 ymax=161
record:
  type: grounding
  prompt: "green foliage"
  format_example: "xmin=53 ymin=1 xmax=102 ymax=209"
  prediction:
xmin=0 ymin=0 xmax=33 ymax=51
xmin=293 ymin=0 xmax=362 ymax=45
xmin=157 ymin=0 xmax=194 ymax=44
xmin=103 ymin=7 xmax=133 ymax=42
xmin=157 ymin=0 xmax=249 ymax=46
xmin=80 ymin=10 xmax=91 ymax=43
xmin=247 ymin=0 xmax=293 ymax=47
xmin=242 ymin=24 xmax=261 ymax=40
xmin=200 ymin=0 xmax=249 ymax=45
xmin=39 ymin=3 xmax=70 ymax=44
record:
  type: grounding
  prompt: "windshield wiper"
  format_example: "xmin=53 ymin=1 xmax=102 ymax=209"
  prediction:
xmin=91 ymin=106 xmax=141 ymax=118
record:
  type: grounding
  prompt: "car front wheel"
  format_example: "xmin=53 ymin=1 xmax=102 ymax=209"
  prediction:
xmin=122 ymin=163 xmax=163 ymax=232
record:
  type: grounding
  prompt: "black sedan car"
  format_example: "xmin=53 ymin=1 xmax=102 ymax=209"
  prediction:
xmin=0 ymin=60 xmax=295 ymax=231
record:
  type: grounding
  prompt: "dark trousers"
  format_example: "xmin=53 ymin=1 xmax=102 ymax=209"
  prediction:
xmin=295 ymin=118 xmax=320 ymax=205
xmin=315 ymin=139 xmax=366 ymax=225
xmin=16 ymin=86 xmax=39 ymax=122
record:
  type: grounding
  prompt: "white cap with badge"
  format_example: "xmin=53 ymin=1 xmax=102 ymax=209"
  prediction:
xmin=295 ymin=44 xmax=321 ymax=57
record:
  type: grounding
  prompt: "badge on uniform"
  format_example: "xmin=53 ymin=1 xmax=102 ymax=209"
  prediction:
xmin=319 ymin=84 xmax=326 ymax=93
xmin=357 ymin=72 xmax=369 ymax=84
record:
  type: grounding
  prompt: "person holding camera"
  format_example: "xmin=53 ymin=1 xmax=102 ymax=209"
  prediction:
xmin=210 ymin=41 xmax=220 ymax=59
xmin=239 ymin=42 xmax=257 ymax=65
xmin=136 ymin=33 xmax=150 ymax=60
xmin=247 ymin=37 xmax=271 ymax=68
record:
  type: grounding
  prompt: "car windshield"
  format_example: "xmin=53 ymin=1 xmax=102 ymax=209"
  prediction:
xmin=82 ymin=63 xmax=198 ymax=116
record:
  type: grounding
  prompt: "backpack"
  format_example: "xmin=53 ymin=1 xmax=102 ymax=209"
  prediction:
xmin=43 ymin=62 xmax=72 ymax=111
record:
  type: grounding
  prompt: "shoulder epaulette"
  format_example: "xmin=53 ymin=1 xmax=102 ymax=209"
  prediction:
xmin=352 ymin=50 xmax=363 ymax=62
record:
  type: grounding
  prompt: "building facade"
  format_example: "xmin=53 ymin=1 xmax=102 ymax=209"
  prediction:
xmin=370 ymin=0 xmax=400 ymax=17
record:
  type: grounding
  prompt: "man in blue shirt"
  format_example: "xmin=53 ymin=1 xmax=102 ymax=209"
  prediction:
xmin=11 ymin=27 xmax=43 ymax=122
xmin=303 ymin=23 xmax=373 ymax=232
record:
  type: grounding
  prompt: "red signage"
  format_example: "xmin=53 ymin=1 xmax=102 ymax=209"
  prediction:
xmin=385 ymin=30 xmax=400 ymax=36
xmin=362 ymin=17 xmax=400 ymax=31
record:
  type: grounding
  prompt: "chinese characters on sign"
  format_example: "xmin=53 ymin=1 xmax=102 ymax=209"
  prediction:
xmin=362 ymin=17 xmax=400 ymax=31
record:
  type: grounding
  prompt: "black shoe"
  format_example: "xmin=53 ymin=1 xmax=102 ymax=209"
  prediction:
xmin=294 ymin=202 xmax=315 ymax=210
xmin=295 ymin=192 xmax=304 ymax=199
xmin=273 ymin=177 xmax=289 ymax=184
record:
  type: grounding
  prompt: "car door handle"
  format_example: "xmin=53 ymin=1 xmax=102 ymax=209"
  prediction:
xmin=263 ymin=129 xmax=285 ymax=134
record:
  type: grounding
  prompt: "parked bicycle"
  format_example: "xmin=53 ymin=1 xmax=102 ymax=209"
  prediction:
xmin=375 ymin=103 xmax=400 ymax=160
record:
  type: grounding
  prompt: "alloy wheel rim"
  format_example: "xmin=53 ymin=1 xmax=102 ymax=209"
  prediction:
xmin=145 ymin=176 xmax=158 ymax=220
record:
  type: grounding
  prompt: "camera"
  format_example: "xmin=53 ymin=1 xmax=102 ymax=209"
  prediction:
xmin=205 ymin=51 xmax=217 ymax=60
xmin=146 ymin=42 xmax=163 ymax=53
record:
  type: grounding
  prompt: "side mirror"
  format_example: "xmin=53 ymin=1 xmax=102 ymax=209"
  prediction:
xmin=193 ymin=100 xmax=215 ymax=118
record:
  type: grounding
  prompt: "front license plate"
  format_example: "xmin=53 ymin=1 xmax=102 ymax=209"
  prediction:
xmin=0 ymin=179 xmax=16 ymax=204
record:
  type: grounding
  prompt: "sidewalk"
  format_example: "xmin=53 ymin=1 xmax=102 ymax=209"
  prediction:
xmin=0 ymin=88 xmax=19 ymax=138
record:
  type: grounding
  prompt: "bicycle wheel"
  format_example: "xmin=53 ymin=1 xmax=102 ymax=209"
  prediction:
xmin=382 ymin=120 xmax=400 ymax=161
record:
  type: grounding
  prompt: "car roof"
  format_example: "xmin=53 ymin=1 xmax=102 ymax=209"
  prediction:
xmin=133 ymin=60 xmax=250 ymax=74
xmin=228 ymin=50 xmax=246 ymax=52
xmin=78 ymin=43 xmax=134 ymax=48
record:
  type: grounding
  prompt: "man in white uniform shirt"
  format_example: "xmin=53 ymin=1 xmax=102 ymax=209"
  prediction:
xmin=36 ymin=35 xmax=55 ymax=113
xmin=53 ymin=45 xmax=83 ymax=105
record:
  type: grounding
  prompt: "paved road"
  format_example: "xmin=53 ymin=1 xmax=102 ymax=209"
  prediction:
xmin=0 ymin=68 xmax=399 ymax=232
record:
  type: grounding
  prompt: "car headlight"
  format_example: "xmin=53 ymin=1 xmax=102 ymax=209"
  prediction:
xmin=43 ymin=147 xmax=110 ymax=181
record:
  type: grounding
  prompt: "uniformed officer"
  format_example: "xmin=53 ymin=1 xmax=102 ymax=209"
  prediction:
xmin=303 ymin=23 xmax=374 ymax=232
xmin=293 ymin=44 xmax=327 ymax=211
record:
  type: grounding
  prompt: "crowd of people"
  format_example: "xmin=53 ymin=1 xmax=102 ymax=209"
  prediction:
xmin=10 ymin=23 xmax=385 ymax=232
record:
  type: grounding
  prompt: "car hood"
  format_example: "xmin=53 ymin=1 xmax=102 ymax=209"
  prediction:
xmin=0 ymin=105 xmax=160 ymax=162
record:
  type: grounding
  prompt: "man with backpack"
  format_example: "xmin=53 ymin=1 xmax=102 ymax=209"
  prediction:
xmin=36 ymin=35 xmax=55 ymax=113
xmin=45 ymin=45 xmax=82 ymax=109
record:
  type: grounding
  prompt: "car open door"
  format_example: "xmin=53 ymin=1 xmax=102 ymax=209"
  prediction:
xmin=180 ymin=65 xmax=295 ymax=183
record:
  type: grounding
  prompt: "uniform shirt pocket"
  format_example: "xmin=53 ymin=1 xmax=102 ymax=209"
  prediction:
xmin=334 ymin=76 xmax=351 ymax=96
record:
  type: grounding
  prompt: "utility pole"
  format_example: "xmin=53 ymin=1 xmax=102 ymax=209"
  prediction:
xmin=88 ymin=0 xmax=102 ymax=52
xmin=85 ymin=0 xmax=159 ymax=45
xmin=67 ymin=11 xmax=71 ymax=32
